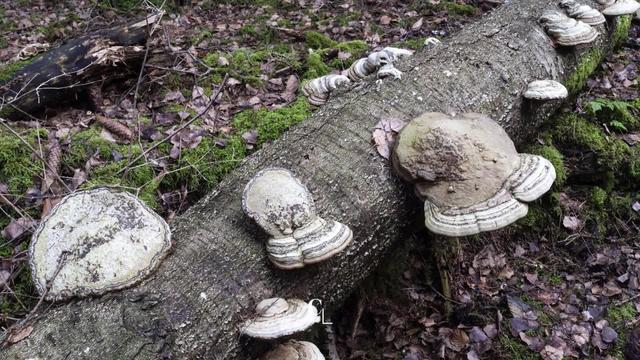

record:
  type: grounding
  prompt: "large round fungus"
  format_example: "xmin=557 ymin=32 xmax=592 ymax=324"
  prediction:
xmin=524 ymin=80 xmax=568 ymax=100
xmin=241 ymin=298 xmax=320 ymax=339
xmin=29 ymin=188 xmax=171 ymax=301
xmin=242 ymin=168 xmax=353 ymax=269
xmin=264 ymin=340 xmax=325 ymax=359
xmin=392 ymin=113 xmax=556 ymax=237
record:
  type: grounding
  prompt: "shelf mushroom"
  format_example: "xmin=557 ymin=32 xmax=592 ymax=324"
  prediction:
xmin=539 ymin=10 xmax=599 ymax=46
xmin=346 ymin=47 xmax=414 ymax=81
xmin=391 ymin=113 xmax=556 ymax=312
xmin=28 ymin=187 xmax=172 ymax=301
xmin=601 ymin=0 xmax=640 ymax=15
xmin=263 ymin=340 xmax=325 ymax=360
xmin=559 ymin=0 xmax=606 ymax=25
xmin=523 ymin=80 xmax=569 ymax=100
xmin=242 ymin=168 xmax=353 ymax=269
xmin=241 ymin=298 xmax=320 ymax=339
xmin=302 ymin=74 xmax=351 ymax=106
xmin=392 ymin=113 xmax=556 ymax=236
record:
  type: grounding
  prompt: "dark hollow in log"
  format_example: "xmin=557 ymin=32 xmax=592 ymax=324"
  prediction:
xmin=0 ymin=1 xmax=628 ymax=359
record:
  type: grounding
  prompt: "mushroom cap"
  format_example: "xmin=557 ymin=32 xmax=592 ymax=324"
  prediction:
xmin=241 ymin=298 xmax=320 ymax=339
xmin=602 ymin=0 xmax=640 ymax=15
xmin=392 ymin=113 xmax=556 ymax=237
xmin=263 ymin=340 xmax=325 ymax=360
xmin=302 ymin=75 xmax=351 ymax=106
xmin=523 ymin=80 xmax=569 ymax=100
xmin=29 ymin=188 xmax=171 ymax=301
xmin=540 ymin=11 xmax=599 ymax=46
xmin=243 ymin=168 xmax=353 ymax=269
xmin=563 ymin=3 xmax=606 ymax=25
xmin=243 ymin=168 xmax=317 ymax=238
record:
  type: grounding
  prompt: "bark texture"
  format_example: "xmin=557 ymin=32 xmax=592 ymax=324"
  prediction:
xmin=0 ymin=1 xmax=626 ymax=359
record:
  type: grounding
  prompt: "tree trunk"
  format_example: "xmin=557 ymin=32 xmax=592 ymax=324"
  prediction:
xmin=0 ymin=1 xmax=627 ymax=359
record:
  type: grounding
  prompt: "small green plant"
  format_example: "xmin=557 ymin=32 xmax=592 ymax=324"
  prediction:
xmin=587 ymin=98 xmax=639 ymax=132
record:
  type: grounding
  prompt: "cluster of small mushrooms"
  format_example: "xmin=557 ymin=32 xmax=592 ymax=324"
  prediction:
xmin=302 ymin=38 xmax=440 ymax=106
xmin=21 ymin=2 xmax=638 ymax=358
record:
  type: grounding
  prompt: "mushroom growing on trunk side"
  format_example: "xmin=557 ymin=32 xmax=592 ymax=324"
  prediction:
xmin=302 ymin=74 xmax=351 ymax=106
xmin=559 ymin=0 xmax=606 ymax=25
xmin=240 ymin=298 xmax=320 ymax=339
xmin=601 ymin=0 xmax=640 ymax=15
xmin=391 ymin=113 xmax=556 ymax=315
xmin=28 ymin=187 xmax=172 ymax=301
xmin=242 ymin=168 xmax=353 ymax=269
xmin=263 ymin=340 xmax=325 ymax=360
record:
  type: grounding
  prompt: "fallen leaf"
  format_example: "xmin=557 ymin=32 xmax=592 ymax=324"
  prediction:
xmin=411 ymin=17 xmax=423 ymax=31
xmin=380 ymin=15 xmax=391 ymax=25
xmin=4 ymin=324 xmax=33 ymax=345
xmin=540 ymin=345 xmax=563 ymax=360
xmin=562 ymin=216 xmax=583 ymax=231
xmin=2 ymin=218 xmax=36 ymax=241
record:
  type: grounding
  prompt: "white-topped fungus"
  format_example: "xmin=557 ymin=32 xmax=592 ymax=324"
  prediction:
xmin=540 ymin=10 xmax=599 ymax=46
xmin=241 ymin=298 xmax=320 ymax=339
xmin=596 ymin=0 xmax=616 ymax=5
xmin=391 ymin=112 xmax=556 ymax=237
xmin=242 ymin=168 xmax=353 ymax=269
xmin=523 ymin=80 xmax=569 ymax=100
xmin=263 ymin=340 xmax=325 ymax=360
xmin=28 ymin=188 xmax=171 ymax=301
xmin=346 ymin=47 xmax=414 ymax=81
xmin=302 ymin=74 xmax=351 ymax=106
xmin=560 ymin=0 xmax=606 ymax=25
xmin=602 ymin=0 xmax=640 ymax=15
xmin=377 ymin=64 xmax=403 ymax=79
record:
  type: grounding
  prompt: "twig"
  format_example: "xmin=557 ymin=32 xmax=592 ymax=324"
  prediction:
xmin=28 ymin=251 xmax=69 ymax=318
xmin=116 ymin=74 xmax=229 ymax=175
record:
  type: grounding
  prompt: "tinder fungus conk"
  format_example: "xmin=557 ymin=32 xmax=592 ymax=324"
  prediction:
xmin=302 ymin=74 xmax=351 ymax=106
xmin=602 ymin=0 xmax=640 ymax=15
xmin=263 ymin=340 xmax=325 ymax=360
xmin=524 ymin=80 xmax=569 ymax=100
xmin=242 ymin=168 xmax=353 ymax=269
xmin=540 ymin=10 xmax=599 ymax=46
xmin=241 ymin=298 xmax=320 ymax=339
xmin=392 ymin=113 xmax=556 ymax=237
xmin=29 ymin=188 xmax=171 ymax=301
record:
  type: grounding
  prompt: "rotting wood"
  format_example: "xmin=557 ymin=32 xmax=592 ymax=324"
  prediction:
xmin=0 ymin=1 xmax=630 ymax=359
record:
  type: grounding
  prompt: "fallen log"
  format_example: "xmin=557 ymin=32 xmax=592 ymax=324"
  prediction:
xmin=0 ymin=13 xmax=162 ymax=119
xmin=0 ymin=1 xmax=630 ymax=359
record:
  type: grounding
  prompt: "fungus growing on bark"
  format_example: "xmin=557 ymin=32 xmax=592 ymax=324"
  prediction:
xmin=302 ymin=74 xmax=351 ymax=106
xmin=263 ymin=340 xmax=325 ymax=359
xmin=540 ymin=10 xmax=599 ymax=46
xmin=602 ymin=0 xmax=640 ymax=15
xmin=241 ymin=298 xmax=320 ymax=339
xmin=346 ymin=47 xmax=414 ymax=81
xmin=242 ymin=168 xmax=353 ymax=269
xmin=392 ymin=112 xmax=556 ymax=237
xmin=560 ymin=0 xmax=606 ymax=25
xmin=523 ymin=80 xmax=569 ymax=100
xmin=28 ymin=188 xmax=171 ymax=301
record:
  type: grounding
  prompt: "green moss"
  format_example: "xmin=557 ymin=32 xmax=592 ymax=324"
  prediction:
xmin=590 ymin=187 xmax=607 ymax=210
xmin=233 ymin=97 xmax=311 ymax=142
xmin=327 ymin=40 xmax=369 ymax=68
xmin=191 ymin=29 xmax=214 ymax=45
xmin=497 ymin=335 xmax=542 ymax=360
xmin=202 ymin=48 xmax=300 ymax=86
xmin=0 ymin=127 xmax=47 ymax=194
xmin=0 ymin=60 xmax=32 ymax=82
xmin=552 ymin=114 xmax=630 ymax=172
xmin=443 ymin=1 xmax=476 ymax=15
xmin=607 ymin=303 xmax=637 ymax=359
xmin=305 ymin=31 xmax=337 ymax=50
xmin=527 ymin=144 xmax=567 ymax=188
xmin=565 ymin=47 xmax=604 ymax=94
xmin=303 ymin=51 xmax=331 ymax=79
xmin=518 ymin=204 xmax=551 ymax=229
xmin=547 ymin=273 xmax=563 ymax=287
xmin=612 ymin=15 xmax=632 ymax=48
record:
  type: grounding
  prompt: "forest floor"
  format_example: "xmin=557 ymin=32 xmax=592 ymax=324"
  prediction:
xmin=0 ymin=1 xmax=638 ymax=359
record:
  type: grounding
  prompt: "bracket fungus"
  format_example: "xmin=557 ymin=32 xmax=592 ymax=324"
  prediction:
xmin=560 ymin=0 xmax=606 ymax=25
xmin=540 ymin=10 xmax=599 ymax=46
xmin=523 ymin=80 xmax=569 ymax=100
xmin=241 ymin=298 xmax=320 ymax=339
xmin=302 ymin=74 xmax=351 ymax=106
xmin=601 ymin=0 xmax=640 ymax=15
xmin=242 ymin=168 xmax=353 ymax=269
xmin=346 ymin=47 xmax=413 ymax=81
xmin=28 ymin=188 xmax=171 ymax=301
xmin=263 ymin=340 xmax=325 ymax=360
xmin=391 ymin=112 xmax=556 ymax=237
